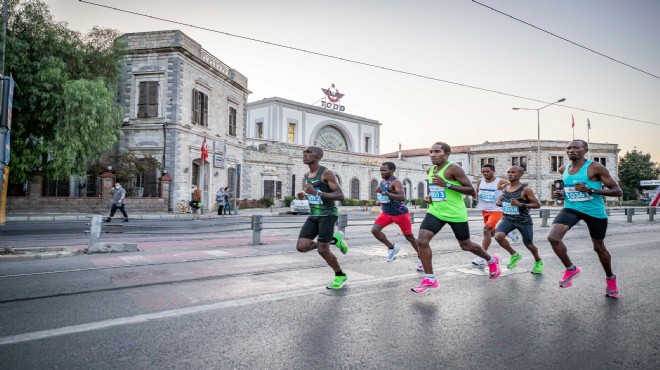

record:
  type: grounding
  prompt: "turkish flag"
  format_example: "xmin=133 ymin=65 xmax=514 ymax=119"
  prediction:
xmin=201 ymin=137 xmax=208 ymax=162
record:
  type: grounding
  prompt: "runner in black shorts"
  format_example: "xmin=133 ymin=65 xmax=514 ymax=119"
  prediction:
xmin=296 ymin=146 xmax=350 ymax=289
xmin=548 ymin=140 xmax=623 ymax=297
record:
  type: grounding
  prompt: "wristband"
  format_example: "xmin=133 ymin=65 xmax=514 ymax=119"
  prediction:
xmin=588 ymin=188 xmax=594 ymax=194
xmin=316 ymin=190 xmax=322 ymax=198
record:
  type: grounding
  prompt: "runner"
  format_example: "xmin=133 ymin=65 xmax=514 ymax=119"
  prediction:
xmin=493 ymin=166 xmax=544 ymax=273
xmin=371 ymin=162 xmax=421 ymax=269
xmin=472 ymin=164 xmax=516 ymax=266
xmin=548 ymin=140 xmax=623 ymax=297
xmin=296 ymin=146 xmax=350 ymax=289
xmin=412 ymin=142 xmax=502 ymax=294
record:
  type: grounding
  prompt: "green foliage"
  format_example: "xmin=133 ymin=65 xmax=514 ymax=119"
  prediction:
xmin=110 ymin=152 xmax=163 ymax=182
xmin=620 ymin=200 xmax=649 ymax=207
xmin=261 ymin=197 xmax=275 ymax=208
xmin=618 ymin=149 xmax=660 ymax=201
xmin=340 ymin=198 xmax=361 ymax=206
xmin=5 ymin=0 xmax=126 ymax=184
xmin=413 ymin=198 xmax=428 ymax=209
xmin=284 ymin=196 xmax=294 ymax=207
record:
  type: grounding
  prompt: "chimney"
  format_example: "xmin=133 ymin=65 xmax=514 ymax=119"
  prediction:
xmin=398 ymin=143 xmax=402 ymax=159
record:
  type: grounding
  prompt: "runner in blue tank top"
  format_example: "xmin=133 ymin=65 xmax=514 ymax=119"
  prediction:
xmin=548 ymin=140 xmax=623 ymax=297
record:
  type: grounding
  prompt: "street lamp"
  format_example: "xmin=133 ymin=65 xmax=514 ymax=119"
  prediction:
xmin=512 ymin=98 xmax=566 ymax=198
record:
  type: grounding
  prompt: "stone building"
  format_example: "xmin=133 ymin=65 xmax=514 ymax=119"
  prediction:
xmin=118 ymin=30 xmax=250 ymax=210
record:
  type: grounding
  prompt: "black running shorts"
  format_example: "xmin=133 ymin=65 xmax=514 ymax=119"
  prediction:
xmin=553 ymin=208 xmax=608 ymax=240
xmin=298 ymin=215 xmax=338 ymax=243
xmin=420 ymin=213 xmax=471 ymax=241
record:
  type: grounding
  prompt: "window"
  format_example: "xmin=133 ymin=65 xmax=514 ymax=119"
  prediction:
xmin=417 ymin=181 xmax=425 ymax=199
xmin=511 ymin=156 xmax=527 ymax=171
xmin=594 ymin=157 xmax=607 ymax=166
xmin=192 ymin=90 xmax=208 ymax=126
xmin=350 ymin=178 xmax=360 ymax=200
xmin=314 ymin=126 xmax=348 ymax=151
xmin=228 ymin=107 xmax=237 ymax=136
xmin=551 ymin=156 xmax=564 ymax=172
xmin=264 ymin=180 xmax=282 ymax=199
xmin=288 ymin=122 xmax=295 ymax=143
xmin=364 ymin=136 xmax=370 ymax=153
xmin=480 ymin=158 xmax=494 ymax=167
xmin=138 ymin=81 xmax=159 ymax=118
xmin=370 ymin=179 xmax=379 ymax=200
xmin=256 ymin=121 xmax=263 ymax=139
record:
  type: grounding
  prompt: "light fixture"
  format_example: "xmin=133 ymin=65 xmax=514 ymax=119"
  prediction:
xmin=107 ymin=165 xmax=113 ymax=171
xmin=162 ymin=169 xmax=168 ymax=174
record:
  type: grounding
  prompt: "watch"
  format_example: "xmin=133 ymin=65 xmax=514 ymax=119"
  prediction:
xmin=588 ymin=188 xmax=594 ymax=194
xmin=446 ymin=183 xmax=453 ymax=189
xmin=316 ymin=190 xmax=323 ymax=198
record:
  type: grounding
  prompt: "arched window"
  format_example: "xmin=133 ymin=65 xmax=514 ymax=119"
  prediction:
xmin=403 ymin=179 xmax=412 ymax=200
xmin=314 ymin=126 xmax=348 ymax=152
xmin=350 ymin=178 xmax=360 ymax=200
xmin=370 ymin=179 xmax=379 ymax=200
xmin=335 ymin=174 xmax=342 ymax=187
xmin=417 ymin=181 xmax=426 ymax=199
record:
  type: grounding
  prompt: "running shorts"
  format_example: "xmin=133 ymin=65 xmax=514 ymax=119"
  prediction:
xmin=298 ymin=215 xmax=338 ymax=243
xmin=374 ymin=212 xmax=413 ymax=236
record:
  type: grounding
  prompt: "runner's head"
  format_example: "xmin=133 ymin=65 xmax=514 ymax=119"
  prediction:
xmin=506 ymin=166 xmax=524 ymax=183
xmin=429 ymin=142 xmax=451 ymax=165
xmin=566 ymin=140 xmax=588 ymax=161
xmin=481 ymin=164 xmax=495 ymax=180
xmin=380 ymin=162 xmax=396 ymax=180
xmin=303 ymin=146 xmax=324 ymax=164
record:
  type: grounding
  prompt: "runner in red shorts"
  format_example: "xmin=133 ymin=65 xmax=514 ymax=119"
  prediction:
xmin=371 ymin=162 xmax=421 ymax=270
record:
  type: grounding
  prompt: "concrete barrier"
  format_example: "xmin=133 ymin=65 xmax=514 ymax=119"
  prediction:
xmin=251 ymin=215 xmax=263 ymax=246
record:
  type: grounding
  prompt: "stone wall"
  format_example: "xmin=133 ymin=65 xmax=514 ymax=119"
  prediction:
xmin=5 ymin=197 xmax=168 ymax=214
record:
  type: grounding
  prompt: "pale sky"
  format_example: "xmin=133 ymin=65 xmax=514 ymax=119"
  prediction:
xmin=46 ymin=0 xmax=660 ymax=161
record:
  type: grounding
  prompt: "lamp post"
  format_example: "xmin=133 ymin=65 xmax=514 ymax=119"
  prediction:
xmin=512 ymin=98 xmax=566 ymax=198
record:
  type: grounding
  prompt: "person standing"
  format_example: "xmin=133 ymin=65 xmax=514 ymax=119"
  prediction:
xmin=548 ymin=140 xmax=623 ymax=297
xmin=104 ymin=182 xmax=128 ymax=223
xmin=191 ymin=185 xmax=202 ymax=220
xmin=493 ymin=166 xmax=544 ymax=273
xmin=472 ymin=164 xmax=514 ymax=266
xmin=413 ymin=142 xmax=501 ymax=294
xmin=223 ymin=187 xmax=232 ymax=215
xmin=296 ymin=146 xmax=349 ymax=289
xmin=216 ymin=187 xmax=226 ymax=216
xmin=371 ymin=162 xmax=421 ymax=268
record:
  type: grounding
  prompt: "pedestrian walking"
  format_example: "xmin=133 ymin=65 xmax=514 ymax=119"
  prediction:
xmin=190 ymin=185 xmax=202 ymax=220
xmin=104 ymin=182 xmax=128 ymax=222
xmin=216 ymin=187 xmax=226 ymax=215
xmin=223 ymin=187 xmax=232 ymax=215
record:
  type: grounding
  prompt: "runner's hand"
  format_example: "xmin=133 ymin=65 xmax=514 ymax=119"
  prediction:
xmin=432 ymin=175 xmax=447 ymax=187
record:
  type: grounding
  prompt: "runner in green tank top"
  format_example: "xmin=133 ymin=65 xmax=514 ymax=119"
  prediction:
xmin=412 ymin=142 xmax=502 ymax=294
xmin=296 ymin=146 xmax=350 ymax=289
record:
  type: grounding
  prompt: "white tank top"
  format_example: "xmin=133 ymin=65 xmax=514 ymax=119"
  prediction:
xmin=477 ymin=178 xmax=503 ymax=211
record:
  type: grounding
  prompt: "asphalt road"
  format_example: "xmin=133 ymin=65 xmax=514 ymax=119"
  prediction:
xmin=0 ymin=213 xmax=658 ymax=369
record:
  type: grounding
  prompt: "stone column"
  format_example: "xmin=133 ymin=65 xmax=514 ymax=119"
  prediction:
xmin=160 ymin=173 xmax=171 ymax=212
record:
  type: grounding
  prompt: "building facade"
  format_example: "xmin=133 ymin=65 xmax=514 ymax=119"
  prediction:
xmin=118 ymin=30 xmax=250 ymax=210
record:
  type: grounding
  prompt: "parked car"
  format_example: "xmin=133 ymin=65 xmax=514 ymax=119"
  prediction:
xmin=290 ymin=199 xmax=310 ymax=215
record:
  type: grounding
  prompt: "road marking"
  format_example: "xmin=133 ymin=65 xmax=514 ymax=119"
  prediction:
xmin=119 ymin=255 xmax=150 ymax=264
xmin=1 ymin=237 xmax=658 ymax=346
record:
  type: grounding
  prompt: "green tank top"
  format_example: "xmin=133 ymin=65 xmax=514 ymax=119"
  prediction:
xmin=427 ymin=162 xmax=468 ymax=222
xmin=304 ymin=166 xmax=339 ymax=217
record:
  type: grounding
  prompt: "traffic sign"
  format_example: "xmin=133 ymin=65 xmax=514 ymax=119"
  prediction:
xmin=640 ymin=180 xmax=660 ymax=186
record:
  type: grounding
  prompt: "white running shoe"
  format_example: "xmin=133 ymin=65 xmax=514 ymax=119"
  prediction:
xmin=472 ymin=257 xmax=486 ymax=266
xmin=386 ymin=244 xmax=400 ymax=262
xmin=507 ymin=231 xmax=519 ymax=242
xmin=416 ymin=259 xmax=424 ymax=272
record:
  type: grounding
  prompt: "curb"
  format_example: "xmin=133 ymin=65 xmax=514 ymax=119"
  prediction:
xmin=0 ymin=247 xmax=82 ymax=261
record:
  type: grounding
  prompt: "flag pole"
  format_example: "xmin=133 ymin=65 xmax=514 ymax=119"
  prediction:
xmin=571 ymin=115 xmax=575 ymax=140
xmin=587 ymin=118 xmax=590 ymax=147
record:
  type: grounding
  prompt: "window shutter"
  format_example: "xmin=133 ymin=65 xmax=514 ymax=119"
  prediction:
xmin=138 ymin=82 xmax=148 ymax=118
xmin=192 ymin=90 xmax=199 ymax=124
xmin=146 ymin=81 xmax=158 ymax=118
xmin=276 ymin=181 xmax=282 ymax=199
xmin=203 ymin=93 xmax=209 ymax=126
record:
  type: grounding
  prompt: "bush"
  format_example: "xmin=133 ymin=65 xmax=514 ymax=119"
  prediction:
xmin=413 ymin=198 xmax=428 ymax=209
xmin=620 ymin=200 xmax=649 ymax=207
xmin=340 ymin=198 xmax=361 ymax=206
xmin=236 ymin=198 xmax=267 ymax=209
xmin=284 ymin=196 xmax=295 ymax=207
xmin=261 ymin=197 xmax=275 ymax=208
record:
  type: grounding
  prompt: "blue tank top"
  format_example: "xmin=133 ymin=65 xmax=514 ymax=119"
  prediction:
xmin=563 ymin=160 xmax=607 ymax=219
xmin=377 ymin=176 xmax=408 ymax=215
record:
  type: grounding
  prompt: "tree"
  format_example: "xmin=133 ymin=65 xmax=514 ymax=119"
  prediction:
xmin=3 ymin=0 xmax=125 ymax=184
xmin=618 ymin=149 xmax=660 ymax=201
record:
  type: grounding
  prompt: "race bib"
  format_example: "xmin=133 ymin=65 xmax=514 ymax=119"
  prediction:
xmin=564 ymin=186 xmax=593 ymax=202
xmin=502 ymin=200 xmax=519 ymax=215
xmin=306 ymin=188 xmax=322 ymax=205
xmin=376 ymin=193 xmax=390 ymax=203
xmin=479 ymin=188 xmax=497 ymax=202
xmin=428 ymin=183 xmax=446 ymax=202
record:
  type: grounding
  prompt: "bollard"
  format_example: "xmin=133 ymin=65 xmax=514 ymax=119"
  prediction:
xmin=626 ymin=207 xmax=634 ymax=223
xmin=251 ymin=215 xmax=263 ymax=245
xmin=410 ymin=212 xmax=415 ymax=225
xmin=649 ymin=207 xmax=656 ymax=222
xmin=540 ymin=209 xmax=550 ymax=227
xmin=87 ymin=215 xmax=103 ymax=252
xmin=337 ymin=213 xmax=348 ymax=236
xmin=606 ymin=208 xmax=611 ymax=216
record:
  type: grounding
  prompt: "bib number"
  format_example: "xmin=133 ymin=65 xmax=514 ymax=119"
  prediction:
xmin=502 ymin=200 xmax=519 ymax=215
xmin=428 ymin=183 xmax=446 ymax=202
xmin=565 ymin=186 xmax=593 ymax=202
xmin=479 ymin=188 xmax=497 ymax=202
xmin=376 ymin=193 xmax=390 ymax=203
xmin=306 ymin=188 xmax=322 ymax=205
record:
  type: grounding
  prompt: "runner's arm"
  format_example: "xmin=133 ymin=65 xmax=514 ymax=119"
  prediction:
xmin=320 ymin=169 xmax=345 ymax=201
xmin=591 ymin=163 xmax=623 ymax=197
xmin=385 ymin=180 xmax=406 ymax=201
xmin=448 ymin=165 xmax=477 ymax=196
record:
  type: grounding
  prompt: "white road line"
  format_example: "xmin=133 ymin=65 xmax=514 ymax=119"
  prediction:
xmin=1 ymin=237 xmax=658 ymax=346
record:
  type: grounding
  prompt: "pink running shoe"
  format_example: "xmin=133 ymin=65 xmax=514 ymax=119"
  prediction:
xmin=488 ymin=255 xmax=501 ymax=280
xmin=559 ymin=266 xmax=581 ymax=288
xmin=606 ymin=276 xmax=619 ymax=298
xmin=411 ymin=278 xmax=438 ymax=294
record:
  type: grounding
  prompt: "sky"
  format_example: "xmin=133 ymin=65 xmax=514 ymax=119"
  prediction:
xmin=45 ymin=0 xmax=660 ymax=162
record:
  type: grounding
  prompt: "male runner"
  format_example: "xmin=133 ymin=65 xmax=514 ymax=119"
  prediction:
xmin=472 ymin=164 xmax=515 ymax=266
xmin=296 ymin=146 xmax=350 ymax=289
xmin=548 ymin=140 xmax=623 ymax=297
xmin=412 ymin=142 xmax=502 ymax=294
xmin=371 ymin=162 xmax=421 ymax=268
xmin=493 ymin=166 xmax=544 ymax=273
